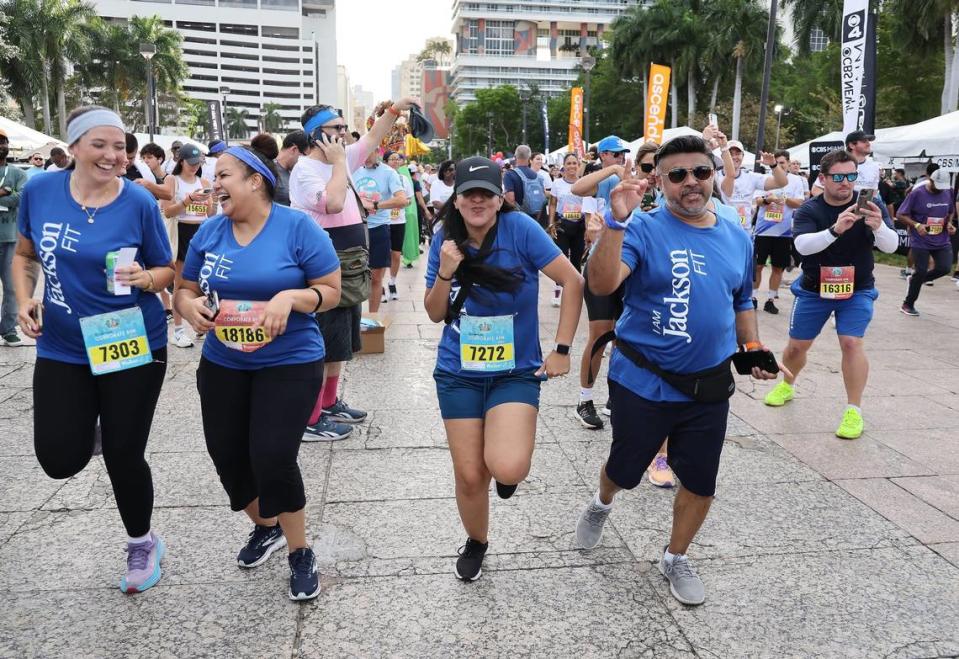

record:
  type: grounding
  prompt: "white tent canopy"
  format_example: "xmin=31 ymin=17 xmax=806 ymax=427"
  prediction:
xmin=0 ymin=116 xmax=66 ymax=158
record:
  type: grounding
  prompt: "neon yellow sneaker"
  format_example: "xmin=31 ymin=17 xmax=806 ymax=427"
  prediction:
xmin=763 ymin=381 xmax=794 ymax=407
xmin=836 ymin=407 xmax=863 ymax=439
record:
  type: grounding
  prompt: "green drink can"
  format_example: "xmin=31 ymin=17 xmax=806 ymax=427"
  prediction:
xmin=105 ymin=251 xmax=118 ymax=294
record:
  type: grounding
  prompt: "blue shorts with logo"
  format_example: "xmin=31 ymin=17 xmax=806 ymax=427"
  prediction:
xmin=433 ymin=368 xmax=543 ymax=419
xmin=368 ymin=224 xmax=391 ymax=269
xmin=788 ymin=279 xmax=879 ymax=340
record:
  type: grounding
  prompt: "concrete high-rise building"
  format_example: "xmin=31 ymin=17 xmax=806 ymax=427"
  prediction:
xmin=91 ymin=0 xmax=338 ymax=135
xmin=450 ymin=0 xmax=643 ymax=104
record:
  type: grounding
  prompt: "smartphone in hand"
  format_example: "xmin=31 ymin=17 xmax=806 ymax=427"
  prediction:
xmin=854 ymin=188 xmax=874 ymax=216
xmin=732 ymin=350 xmax=780 ymax=375
xmin=30 ymin=303 xmax=43 ymax=330
xmin=203 ymin=290 xmax=220 ymax=320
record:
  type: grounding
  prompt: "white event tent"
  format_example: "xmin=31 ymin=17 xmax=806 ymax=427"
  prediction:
xmin=0 ymin=116 xmax=66 ymax=159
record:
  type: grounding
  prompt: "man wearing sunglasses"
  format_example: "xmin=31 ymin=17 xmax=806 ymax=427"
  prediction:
xmin=764 ymin=149 xmax=898 ymax=440
xmin=576 ymin=136 xmax=781 ymax=607
xmin=25 ymin=153 xmax=46 ymax=180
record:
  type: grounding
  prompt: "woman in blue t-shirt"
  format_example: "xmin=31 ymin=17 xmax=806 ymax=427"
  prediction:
xmin=13 ymin=106 xmax=175 ymax=594
xmin=424 ymin=156 xmax=584 ymax=582
xmin=174 ymin=145 xmax=341 ymax=602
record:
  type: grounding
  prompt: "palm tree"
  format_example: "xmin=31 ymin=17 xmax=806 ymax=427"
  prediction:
xmin=0 ymin=0 xmax=42 ymax=127
xmin=781 ymin=0 xmax=843 ymax=56
xmin=261 ymin=102 xmax=283 ymax=133
xmin=226 ymin=107 xmax=250 ymax=139
xmin=887 ymin=0 xmax=959 ymax=113
xmin=705 ymin=0 xmax=772 ymax=140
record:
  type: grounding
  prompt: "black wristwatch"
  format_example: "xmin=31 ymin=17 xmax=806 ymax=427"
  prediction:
xmin=555 ymin=344 xmax=570 ymax=355
xmin=827 ymin=225 xmax=840 ymax=238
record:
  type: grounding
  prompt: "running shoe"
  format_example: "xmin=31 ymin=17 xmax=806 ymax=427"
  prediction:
xmin=576 ymin=400 xmax=604 ymax=429
xmin=647 ymin=454 xmax=675 ymax=488
xmin=763 ymin=381 xmax=794 ymax=407
xmin=551 ymin=288 xmax=561 ymax=307
xmin=288 ymin=547 xmax=320 ymax=601
xmin=322 ymin=398 xmax=367 ymax=424
xmin=302 ymin=415 xmax=353 ymax=442
xmin=380 ymin=287 xmax=388 ymax=303
xmin=658 ymin=547 xmax=705 ymax=606
xmin=763 ymin=299 xmax=779 ymax=315
xmin=601 ymin=399 xmax=611 ymax=416
xmin=900 ymin=303 xmax=920 ymax=317
xmin=455 ymin=538 xmax=488 ymax=582
xmin=899 ymin=268 xmax=912 ymax=280
xmin=237 ymin=524 xmax=287 ymax=568
xmin=165 ymin=309 xmax=174 ymax=324
xmin=752 ymin=297 xmax=758 ymax=309
xmin=388 ymin=283 xmax=399 ymax=301
xmin=1 ymin=332 xmax=23 ymax=347
xmin=120 ymin=533 xmax=165 ymax=594
xmin=836 ymin=407 xmax=864 ymax=440
xmin=495 ymin=481 xmax=518 ymax=499
xmin=172 ymin=326 xmax=194 ymax=348
xmin=575 ymin=498 xmax=612 ymax=549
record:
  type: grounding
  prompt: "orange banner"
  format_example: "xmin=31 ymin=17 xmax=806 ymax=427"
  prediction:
xmin=644 ymin=64 xmax=671 ymax=144
xmin=568 ymin=86 xmax=584 ymax=157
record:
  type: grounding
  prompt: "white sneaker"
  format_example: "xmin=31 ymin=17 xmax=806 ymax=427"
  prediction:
xmin=388 ymin=283 xmax=399 ymax=301
xmin=380 ymin=287 xmax=388 ymax=303
xmin=172 ymin=326 xmax=194 ymax=348
xmin=551 ymin=290 xmax=561 ymax=307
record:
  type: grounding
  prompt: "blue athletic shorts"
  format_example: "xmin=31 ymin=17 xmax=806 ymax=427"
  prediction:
xmin=788 ymin=280 xmax=878 ymax=340
xmin=605 ymin=379 xmax=728 ymax=497
xmin=368 ymin=225 xmax=391 ymax=269
xmin=433 ymin=368 xmax=543 ymax=419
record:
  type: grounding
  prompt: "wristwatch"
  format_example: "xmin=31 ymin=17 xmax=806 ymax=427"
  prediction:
xmin=603 ymin=208 xmax=629 ymax=231
xmin=555 ymin=344 xmax=571 ymax=355
xmin=827 ymin=225 xmax=840 ymax=238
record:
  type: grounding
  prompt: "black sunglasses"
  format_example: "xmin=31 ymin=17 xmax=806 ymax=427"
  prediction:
xmin=323 ymin=124 xmax=349 ymax=132
xmin=638 ymin=163 xmax=655 ymax=173
xmin=666 ymin=166 xmax=713 ymax=184
xmin=829 ymin=172 xmax=859 ymax=183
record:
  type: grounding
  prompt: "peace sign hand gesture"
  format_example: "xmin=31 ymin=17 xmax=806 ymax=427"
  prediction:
xmin=609 ymin=158 xmax=649 ymax=221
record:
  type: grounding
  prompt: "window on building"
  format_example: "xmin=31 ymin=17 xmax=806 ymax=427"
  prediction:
xmin=220 ymin=23 xmax=258 ymax=35
xmin=191 ymin=74 xmax=219 ymax=82
xmin=220 ymin=39 xmax=258 ymax=48
xmin=464 ymin=19 xmax=479 ymax=54
xmin=222 ymin=63 xmax=260 ymax=73
xmin=261 ymin=0 xmax=298 ymax=11
xmin=809 ymin=27 xmax=828 ymax=53
xmin=177 ymin=20 xmax=216 ymax=31
xmin=220 ymin=51 xmax=260 ymax=61
xmin=220 ymin=0 xmax=258 ymax=7
xmin=485 ymin=20 xmax=514 ymax=55
xmin=268 ymin=44 xmax=301 ymax=52
xmin=176 ymin=0 xmax=213 ymax=6
xmin=185 ymin=35 xmax=217 ymax=44
xmin=262 ymin=25 xmax=300 ymax=38
xmin=263 ymin=55 xmax=301 ymax=63
xmin=132 ymin=0 xmax=171 ymax=4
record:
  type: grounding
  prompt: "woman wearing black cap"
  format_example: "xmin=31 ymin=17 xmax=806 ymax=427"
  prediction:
xmin=424 ymin=156 xmax=584 ymax=582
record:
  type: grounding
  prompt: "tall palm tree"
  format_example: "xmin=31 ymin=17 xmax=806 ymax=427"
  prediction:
xmin=887 ymin=0 xmax=959 ymax=113
xmin=705 ymin=0 xmax=772 ymax=139
xmin=261 ymin=103 xmax=283 ymax=133
xmin=781 ymin=0 xmax=843 ymax=56
xmin=226 ymin=107 xmax=250 ymax=139
xmin=0 ymin=0 xmax=42 ymax=127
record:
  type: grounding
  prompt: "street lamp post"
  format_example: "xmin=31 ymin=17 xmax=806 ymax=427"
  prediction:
xmin=519 ymin=88 xmax=530 ymax=144
xmin=219 ymin=86 xmax=231 ymax=144
xmin=139 ymin=43 xmax=156 ymax=142
xmin=486 ymin=112 xmax=493 ymax=157
xmin=774 ymin=104 xmax=784 ymax=151
xmin=581 ymin=54 xmax=596 ymax=148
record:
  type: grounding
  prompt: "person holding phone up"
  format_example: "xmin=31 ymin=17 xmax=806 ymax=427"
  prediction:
xmin=574 ymin=136 xmax=782 ymax=607
xmin=763 ymin=149 xmax=899 ymax=440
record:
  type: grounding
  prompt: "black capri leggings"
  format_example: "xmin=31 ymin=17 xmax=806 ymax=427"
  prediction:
xmin=555 ymin=217 xmax=586 ymax=272
xmin=33 ymin=349 xmax=167 ymax=538
xmin=196 ymin=357 xmax=324 ymax=518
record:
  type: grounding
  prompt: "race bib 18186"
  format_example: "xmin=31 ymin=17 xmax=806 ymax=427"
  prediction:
xmin=214 ymin=300 xmax=272 ymax=352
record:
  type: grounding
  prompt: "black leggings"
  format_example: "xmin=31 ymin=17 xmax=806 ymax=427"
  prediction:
xmin=555 ymin=217 xmax=586 ymax=272
xmin=905 ymin=245 xmax=952 ymax=305
xmin=33 ymin=349 xmax=167 ymax=537
xmin=196 ymin=357 xmax=323 ymax=518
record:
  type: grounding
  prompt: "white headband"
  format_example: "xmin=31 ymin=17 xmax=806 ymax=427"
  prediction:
xmin=66 ymin=109 xmax=125 ymax=145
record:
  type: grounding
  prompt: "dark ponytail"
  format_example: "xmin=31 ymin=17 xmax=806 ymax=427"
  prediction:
xmin=436 ymin=200 xmax=523 ymax=295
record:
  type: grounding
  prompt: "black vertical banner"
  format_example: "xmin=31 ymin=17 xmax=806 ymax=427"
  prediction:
xmin=861 ymin=4 xmax=878 ymax=134
xmin=206 ymin=100 xmax=223 ymax=141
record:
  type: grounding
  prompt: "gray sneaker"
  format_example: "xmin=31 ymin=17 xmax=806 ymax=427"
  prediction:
xmin=575 ymin=498 xmax=612 ymax=549
xmin=658 ymin=548 xmax=705 ymax=606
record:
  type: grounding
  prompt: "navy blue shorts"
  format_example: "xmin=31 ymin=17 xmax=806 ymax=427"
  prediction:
xmin=369 ymin=225 xmax=391 ymax=269
xmin=434 ymin=368 xmax=543 ymax=419
xmin=788 ymin=280 xmax=878 ymax=340
xmin=605 ymin=379 xmax=728 ymax=497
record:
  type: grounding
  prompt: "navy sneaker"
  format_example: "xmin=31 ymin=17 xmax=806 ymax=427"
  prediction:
xmin=455 ymin=538 xmax=488 ymax=582
xmin=302 ymin=415 xmax=353 ymax=442
xmin=322 ymin=398 xmax=367 ymax=424
xmin=237 ymin=524 xmax=287 ymax=568
xmin=495 ymin=481 xmax=518 ymax=499
xmin=288 ymin=547 xmax=320 ymax=601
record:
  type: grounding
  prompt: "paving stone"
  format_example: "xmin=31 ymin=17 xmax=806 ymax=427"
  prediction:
xmin=0 ymin=417 xmax=34 ymax=457
xmin=665 ymin=547 xmax=959 ymax=658
xmin=296 ymin=564 xmax=695 ymax=658
xmin=837 ymin=477 xmax=959 ymax=544
xmin=869 ymin=428 xmax=959 ymax=474
xmin=890 ymin=474 xmax=959 ymax=519
xmin=769 ymin=431 xmax=934 ymax=480
xmin=0 ymin=456 xmax=65 ymax=512
xmin=930 ymin=542 xmax=959 ymax=569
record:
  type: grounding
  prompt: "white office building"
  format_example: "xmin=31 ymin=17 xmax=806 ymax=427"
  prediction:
xmin=450 ymin=0 xmax=643 ymax=104
xmin=92 ymin=0 xmax=338 ymax=135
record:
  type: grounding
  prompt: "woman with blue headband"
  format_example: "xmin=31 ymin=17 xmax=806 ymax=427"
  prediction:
xmin=12 ymin=105 xmax=175 ymax=594
xmin=174 ymin=144 xmax=342 ymax=602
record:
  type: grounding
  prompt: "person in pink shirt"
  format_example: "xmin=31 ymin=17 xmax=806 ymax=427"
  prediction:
xmin=290 ymin=96 xmax=419 ymax=441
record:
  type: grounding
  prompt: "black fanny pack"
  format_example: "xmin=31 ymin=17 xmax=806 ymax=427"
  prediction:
xmin=590 ymin=332 xmax=735 ymax=403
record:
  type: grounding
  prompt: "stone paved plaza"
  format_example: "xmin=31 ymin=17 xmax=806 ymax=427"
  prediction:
xmin=1 ymin=259 xmax=958 ymax=658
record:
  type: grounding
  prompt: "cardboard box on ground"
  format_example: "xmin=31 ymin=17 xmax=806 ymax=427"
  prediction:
xmin=358 ymin=313 xmax=392 ymax=354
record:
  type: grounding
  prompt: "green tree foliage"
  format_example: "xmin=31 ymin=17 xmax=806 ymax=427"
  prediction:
xmin=226 ymin=106 xmax=251 ymax=140
xmin=261 ymin=102 xmax=284 ymax=133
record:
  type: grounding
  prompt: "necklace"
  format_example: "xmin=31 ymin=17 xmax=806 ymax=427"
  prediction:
xmin=71 ymin=176 xmax=106 ymax=224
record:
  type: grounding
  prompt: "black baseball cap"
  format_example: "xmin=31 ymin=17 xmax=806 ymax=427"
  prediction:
xmin=454 ymin=156 xmax=503 ymax=196
xmin=845 ymin=130 xmax=875 ymax=145
xmin=177 ymin=143 xmax=203 ymax=165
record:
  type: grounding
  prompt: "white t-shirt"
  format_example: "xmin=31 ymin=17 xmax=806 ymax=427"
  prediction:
xmin=164 ymin=159 xmax=177 ymax=175
xmin=812 ymin=156 xmax=881 ymax=193
xmin=550 ymin=178 xmax=584 ymax=220
xmin=423 ymin=173 xmax=437 ymax=192
xmin=201 ymin=159 xmax=217 ymax=183
xmin=45 ymin=163 xmax=65 ymax=172
xmin=430 ymin=179 xmax=454 ymax=207
xmin=536 ymin=168 xmax=553 ymax=192
xmin=754 ymin=173 xmax=807 ymax=236
xmin=392 ymin=173 xmax=414 ymax=225
xmin=716 ymin=168 xmax=771 ymax=228
xmin=134 ymin=160 xmax=156 ymax=184
xmin=289 ymin=135 xmax=372 ymax=230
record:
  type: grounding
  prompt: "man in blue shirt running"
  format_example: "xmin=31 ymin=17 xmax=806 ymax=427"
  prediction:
xmin=573 ymin=136 xmax=782 ymax=607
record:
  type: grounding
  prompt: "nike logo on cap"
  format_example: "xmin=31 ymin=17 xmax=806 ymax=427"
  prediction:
xmin=469 ymin=165 xmax=489 ymax=172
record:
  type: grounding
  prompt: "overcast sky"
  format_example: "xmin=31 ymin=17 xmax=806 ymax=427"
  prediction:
xmin=335 ymin=1 xmax=454 ymax=102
